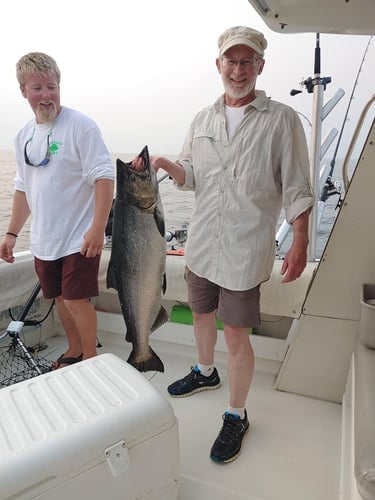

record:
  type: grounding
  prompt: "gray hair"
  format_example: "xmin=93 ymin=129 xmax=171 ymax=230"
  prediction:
xmin=16 ymin=52 xmax=61 ymax=86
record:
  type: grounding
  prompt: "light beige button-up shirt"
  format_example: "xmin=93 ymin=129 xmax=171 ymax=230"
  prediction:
xmin=177 ymin=92 xmax=314 ymax=291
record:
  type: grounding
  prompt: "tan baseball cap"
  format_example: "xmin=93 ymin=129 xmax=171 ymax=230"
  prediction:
xmin=218 ymin=26 xmax=267 ymax=57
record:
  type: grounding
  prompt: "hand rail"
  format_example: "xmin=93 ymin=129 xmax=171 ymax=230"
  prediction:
xmin=342 ymin=94 xmax=375 ymax=191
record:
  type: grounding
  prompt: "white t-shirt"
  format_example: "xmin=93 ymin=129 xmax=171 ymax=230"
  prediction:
xmin=14 ymin=107 xmax=115 ymax=260
xmin=225 ymin=104 xmax=247 ymax=139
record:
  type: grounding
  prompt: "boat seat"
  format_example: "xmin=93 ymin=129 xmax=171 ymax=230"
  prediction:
xmin=98 ymin=252 xmax=317 ymax=319
xmin=0 ymin=251 xmax=41 ymax=312
xmin=1 ymin=250 xmax=314 ymax=320
xmin=354 ymin=338 xmax=375 ymax=500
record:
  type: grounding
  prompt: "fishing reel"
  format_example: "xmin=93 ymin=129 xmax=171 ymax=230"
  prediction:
xmin=165 ymin=223 xmax=189 ymax=246
xmin=321 ymin=177 xmax=343 ymax=209
xmin=291 ymin=76 xmax=331 ymax=95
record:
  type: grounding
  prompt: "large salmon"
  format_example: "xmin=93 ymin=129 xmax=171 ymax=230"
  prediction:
xmin=106 ymin=145 xmax=168 ymax=372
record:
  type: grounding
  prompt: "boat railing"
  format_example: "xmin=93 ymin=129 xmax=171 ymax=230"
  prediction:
xmin=342 ymin=93 xmax=375 ymax=191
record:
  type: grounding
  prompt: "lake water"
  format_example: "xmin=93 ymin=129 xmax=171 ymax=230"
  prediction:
xmin=0 ymin=150 xmax=195 ymax=252
xmin=0 ymin=149 xmax=340 ymax=259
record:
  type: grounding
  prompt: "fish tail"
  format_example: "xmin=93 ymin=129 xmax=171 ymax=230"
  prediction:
xmin=127 ymin=348 xmax=165 ymax=373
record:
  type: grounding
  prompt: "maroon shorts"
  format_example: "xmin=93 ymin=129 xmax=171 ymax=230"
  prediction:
xmin=34 ymin=252 xmax=100 ymax=300
xmin=184 ymin=267 xmax=261 ymax=328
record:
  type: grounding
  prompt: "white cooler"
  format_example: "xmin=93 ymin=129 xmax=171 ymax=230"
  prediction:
xmin=0 ymin=353 xmax=179 ymax=499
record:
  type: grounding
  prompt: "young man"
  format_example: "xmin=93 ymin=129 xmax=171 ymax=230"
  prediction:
xmin=133 ymin=26 xmax=314 ymax=463
xmin=0 ymin=52 xmax=114 ymax=369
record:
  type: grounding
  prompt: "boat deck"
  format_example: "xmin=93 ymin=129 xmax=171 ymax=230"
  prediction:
xmin=39 ymin=331 xmax=341 ymax=500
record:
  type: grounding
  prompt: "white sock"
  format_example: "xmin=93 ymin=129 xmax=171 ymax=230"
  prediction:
xmin=196 ymin=363 xmax=214 ymax=377
xmin=227 ymin=406 xmax=246 ymax=419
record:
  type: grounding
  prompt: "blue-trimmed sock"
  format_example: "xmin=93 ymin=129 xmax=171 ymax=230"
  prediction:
xmin=226 ymin=406 xmax=246 ymax=420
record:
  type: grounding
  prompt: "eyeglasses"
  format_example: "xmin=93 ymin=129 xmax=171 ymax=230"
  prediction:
xmin=24 ymin=134 xmax=51 ymax=167
xmin=220 ymin=57 xmax=262 ymax=69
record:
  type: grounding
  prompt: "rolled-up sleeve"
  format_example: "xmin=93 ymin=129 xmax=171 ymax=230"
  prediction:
xmin=175 ymin=121 xmax=196 ymax=191
xmin=281 ymin=112 xmax=314 ymax=223
xmin=176 ymin=159 xmax=195 ymax=190
xmin=80 ymin=127 xmax=115 ymax=186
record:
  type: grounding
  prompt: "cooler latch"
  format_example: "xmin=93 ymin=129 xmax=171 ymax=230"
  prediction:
xmin=105 ymin=440 xmax=129 ymax=476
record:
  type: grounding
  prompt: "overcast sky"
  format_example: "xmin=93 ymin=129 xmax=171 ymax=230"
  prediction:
xmin=1 ymin=0 xmax=374 ymax=160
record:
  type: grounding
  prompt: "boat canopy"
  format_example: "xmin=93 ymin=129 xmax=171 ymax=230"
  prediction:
xmin=247 ymin=0 xmax=375 ymax=35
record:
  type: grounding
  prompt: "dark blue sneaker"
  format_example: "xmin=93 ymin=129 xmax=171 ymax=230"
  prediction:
xmin=167 ymin=366 xmax=220 ymax=397
xmin=210 ymin=410 xmax=249 ymax=463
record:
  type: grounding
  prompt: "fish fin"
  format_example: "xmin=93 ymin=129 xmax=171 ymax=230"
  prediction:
xmin=150 ymin=305 xmax=169 ymax=333
xmin=106 ymin=263 xmax=118 ymax=291
xmin=125 ymin=330 xmax=133 ymax=343
xmin=154 ymin=205 xmax=165 ymax=237
xmin=162 ymin=273 xmax=167 ymax=295
xmin=127 ymin=347 xmax=164 ymax=373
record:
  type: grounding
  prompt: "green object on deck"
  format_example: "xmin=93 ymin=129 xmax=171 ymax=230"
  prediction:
xmin=170 ymin=304 xmax=251 ymax=333
xmin=170 ymin=304 xmax=193 ymax=324
xmin=171 ymin=304 xmax=224 ymax=329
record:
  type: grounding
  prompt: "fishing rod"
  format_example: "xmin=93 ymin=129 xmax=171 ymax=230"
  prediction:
xmin=285 ymin=33 xmax=333 ymax=260
xmin=286 ymin=33 xmax=370 ymax=259
xmin=321 ymin=34 xmax=373 ymax=203
xmin=304 ymin=33 xmax=329 ymax=260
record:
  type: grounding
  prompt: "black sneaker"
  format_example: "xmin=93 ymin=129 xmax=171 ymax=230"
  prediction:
xmin=167 ymin=366 xmax=220 ymax=397
xmin=210 ymin=410 xmax=249 ymax=463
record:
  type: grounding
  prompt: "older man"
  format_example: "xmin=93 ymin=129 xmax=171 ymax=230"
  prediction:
xmin=134 ymin=26 xmax=314 ymax=463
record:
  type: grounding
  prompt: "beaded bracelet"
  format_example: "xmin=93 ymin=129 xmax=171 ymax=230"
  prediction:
xmin=5 ymin=232 xmax=18 ymax=238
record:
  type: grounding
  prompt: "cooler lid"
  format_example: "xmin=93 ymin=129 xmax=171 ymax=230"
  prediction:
xmin=0 ymin=353 xmax=176 ymax=496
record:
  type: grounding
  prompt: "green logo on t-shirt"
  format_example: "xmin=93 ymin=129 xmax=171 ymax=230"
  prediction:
xmin=49 ymin=141 xmax=59 ymax=154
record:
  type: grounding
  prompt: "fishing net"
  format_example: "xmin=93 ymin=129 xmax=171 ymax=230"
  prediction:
xmin=0 ymin=337 xmax=51 ymax=387
xmin=0 ymin=282 xmax=54 ymax=387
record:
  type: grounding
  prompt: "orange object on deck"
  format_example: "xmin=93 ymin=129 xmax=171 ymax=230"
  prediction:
xmin=166 ymin=248 xmax=185 ymax=256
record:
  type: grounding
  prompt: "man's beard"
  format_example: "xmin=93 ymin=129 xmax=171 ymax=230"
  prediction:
xmin=222 ymin=76 xmax=253 ymax=100
xmin=35 ymin=102 xmax=58 ymax=124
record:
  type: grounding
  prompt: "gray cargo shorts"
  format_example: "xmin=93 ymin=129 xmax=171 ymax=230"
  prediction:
xmin=184 ymin=267 xmax=261 ymax=328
